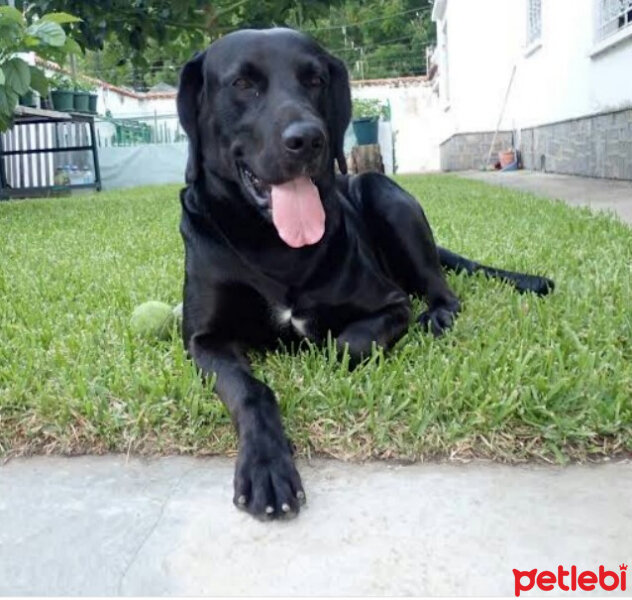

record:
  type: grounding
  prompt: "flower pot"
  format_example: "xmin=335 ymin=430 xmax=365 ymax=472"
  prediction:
xmin=19 ymin=91 xmax=37 ymax=108
xmin=88 ymin=93 xmax=98 ymax=114
xmin=352 ymin=117 xmax=379 ymax=146
xmin=50 ymin=89 xmax=74 ymax=112
xmin=498 ymin=149 xmax=515 ymax=169
xmin=73 ymin=90 xmax=90 ymax=112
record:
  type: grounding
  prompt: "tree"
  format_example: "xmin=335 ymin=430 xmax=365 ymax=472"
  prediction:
xmin=17 ymin=1 xmax=340 ymax=88
xmin=306 ymin=1 xmax=435 ymax=80
xmin=16 ymin=0 xmax=435 ymax=89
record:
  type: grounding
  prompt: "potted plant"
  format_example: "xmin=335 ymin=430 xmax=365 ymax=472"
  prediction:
xmin=498 ymin=148 xmax=516 ymax=169
xmin=0 ymin=6 xmax=82 ymax=130
xmin=351 ymin=98 xmax=385 ymax=146
xmin=49 ymin=74 xmax=75 ymax=111
xmin=72 ymin=79 xmax=91 ymax=112
xmin=86 ymin=83 xmax=98 ymax=114
xmin=19 ymin=90 xmax=37 ymax=108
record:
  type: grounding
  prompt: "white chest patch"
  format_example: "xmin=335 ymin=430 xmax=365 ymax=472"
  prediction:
xmin=276 ymin=306 xmax=309 ymax=336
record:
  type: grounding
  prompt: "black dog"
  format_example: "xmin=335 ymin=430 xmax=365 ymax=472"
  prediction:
xmin=176 ymin=28 xmax=553 ymax=520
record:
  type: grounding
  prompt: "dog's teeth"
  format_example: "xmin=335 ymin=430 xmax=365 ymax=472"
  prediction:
xmin=265 ymin=505 xmax=274 ymax=514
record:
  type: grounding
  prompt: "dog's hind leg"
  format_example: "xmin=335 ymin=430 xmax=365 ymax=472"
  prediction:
xmin=437 ymin=247 xmax=554 ymax=295
xmin=349 ymin=172 xmax=460 ymax=336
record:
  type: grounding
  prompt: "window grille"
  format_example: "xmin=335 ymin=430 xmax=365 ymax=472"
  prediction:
xmin=527 ymin=0 xmax=542 ymax=45
xmin=597 ymin=0 xmax=632 ymax=40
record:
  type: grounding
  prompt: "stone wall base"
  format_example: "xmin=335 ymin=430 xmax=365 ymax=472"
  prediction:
xmin=439 ymin=131 xmax=513 ymax=171
xmin=440 ymin=107 xmax=632 ymax=180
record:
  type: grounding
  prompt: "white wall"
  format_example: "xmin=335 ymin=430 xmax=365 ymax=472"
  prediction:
xmin=434 ymin=0 xmax=632 ymax=140
xmin=438 ymin=0 xmax=521 ymax=135
xmin=97 ymin=88 xmax=176 ymax=118
xmin=352 ymin=80 xmax=442 ymax=172
xmin=511 ymin=0 xmax=632 ymax=127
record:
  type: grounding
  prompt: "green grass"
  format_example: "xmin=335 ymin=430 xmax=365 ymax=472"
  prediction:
xmin=1 ymin=175 xmax=631 ymax=462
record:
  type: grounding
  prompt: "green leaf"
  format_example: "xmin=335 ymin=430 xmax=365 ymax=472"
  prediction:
xmin=26 ymin=21 xmax=66 ymax=47
xmin=29 ymin=66 xmax=49 ymax=96
xmin=0 ymin=20 xmax=22 ymax=43
xmin=0 ymin=112 xmax=11 ymax=133
xmin=0 ymin=6 xmax=25 ymax=26
xmin=40 ymin=12 xmax=82 ymax=25
xmin=62 ymin=37 xmax=83 ymax=56
xmin=3 ymin=58 xmax=31 ymax=96
xmin=23 ymin=35 xmax=42 ymax=49
xmin=0 ymin=85 xmax=19 ymax=119
xmin=0 ymin=87 xmax=9 ymax=116
xmin=0 ymin=84 xmax=18 ymax=131
xmin=0 ymin=69 xmax=5 ymax=86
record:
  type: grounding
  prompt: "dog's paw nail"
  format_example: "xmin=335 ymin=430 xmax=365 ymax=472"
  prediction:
xmin=265 ymin=505 xmax=274 ymax=515
xmin=237 ymin=495 xmax=247 ymax=506
xmin=281 ymin=503 xmax=290 ymax=513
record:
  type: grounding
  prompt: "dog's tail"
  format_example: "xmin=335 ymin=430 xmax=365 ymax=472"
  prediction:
xmin=438 ymin=246 xmax=554 ymax=296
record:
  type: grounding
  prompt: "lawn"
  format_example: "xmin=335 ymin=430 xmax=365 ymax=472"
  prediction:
xmin=1 ymin=175 xmax=630 ymax=462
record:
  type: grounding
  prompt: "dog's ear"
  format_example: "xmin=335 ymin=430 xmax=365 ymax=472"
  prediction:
xmin=177 ymin=51 xmax=206 ymax=183
xmin=326 ymin=55 xmax=351 ymax=175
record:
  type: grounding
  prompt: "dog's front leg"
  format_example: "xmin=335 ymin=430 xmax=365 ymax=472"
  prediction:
xmin=336 ymin=300 xmax=412 ymax=366
xmin=190 ymin=334 xmax=305 ymax=519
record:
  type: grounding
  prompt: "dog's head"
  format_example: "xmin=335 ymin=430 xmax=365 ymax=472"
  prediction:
xmin=177 ymin=28 xmax=351 ymax=248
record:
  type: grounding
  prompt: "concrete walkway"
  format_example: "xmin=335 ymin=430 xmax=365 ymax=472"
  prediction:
xmin=1 ymin=456 xmax=631 ymax=596
xmin=459 ymin=170 xmax=632 ymax=225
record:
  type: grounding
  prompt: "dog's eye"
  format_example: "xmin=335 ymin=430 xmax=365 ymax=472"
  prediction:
xmin=233 ymin=77 xmax=253 ymax=90
xmin=308 ymin=75 xmax=324 ymax=88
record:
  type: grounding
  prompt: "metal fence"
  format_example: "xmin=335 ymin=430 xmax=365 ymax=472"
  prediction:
xmin=95 ymin=113 xmax=184 ymax=148
xmin=1 ymin=117 xmax=99 ymax=197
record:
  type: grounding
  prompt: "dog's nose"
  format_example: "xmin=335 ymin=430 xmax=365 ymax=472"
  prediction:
xmin=282 ymin=122 xmax=325 ymax=158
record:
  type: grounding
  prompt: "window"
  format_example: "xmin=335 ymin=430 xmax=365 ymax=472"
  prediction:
xmin=597 ymin=0 xmax=632 ymax=40
xmin=527 ymin=0 xmax=542 ymax=45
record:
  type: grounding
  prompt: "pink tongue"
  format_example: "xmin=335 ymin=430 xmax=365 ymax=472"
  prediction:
xmin=270 ymin=177 xmax=325 ymax=248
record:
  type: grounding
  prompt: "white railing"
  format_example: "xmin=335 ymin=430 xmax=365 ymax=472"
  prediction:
xmin=597 ymin=0 xmax=632 ymax=41
xmin=527 ymin=0 xmax=542 ymax=45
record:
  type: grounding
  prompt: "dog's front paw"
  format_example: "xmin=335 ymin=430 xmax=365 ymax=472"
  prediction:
xmin=418 ymin=298 xmax=460 ymax=337
xmin=233 ymin=434 xmax=305 ymax=520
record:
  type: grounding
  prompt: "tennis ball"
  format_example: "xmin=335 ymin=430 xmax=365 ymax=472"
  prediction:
xmin=172 ymin=302 xmax=183 ymax=324
xmin=130 ymin=301 xmax=176 ymax=340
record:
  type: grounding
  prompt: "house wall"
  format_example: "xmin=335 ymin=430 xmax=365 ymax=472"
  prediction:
xmin=434 ymin=0 xmax=632 ymax=178
xmin=437 ymin=0 xmax=632 ymax=133
xmin=437 ymin=0 xmax=522 ymax=135
xmin=511 ymin=0 xmax=632 ymax=128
